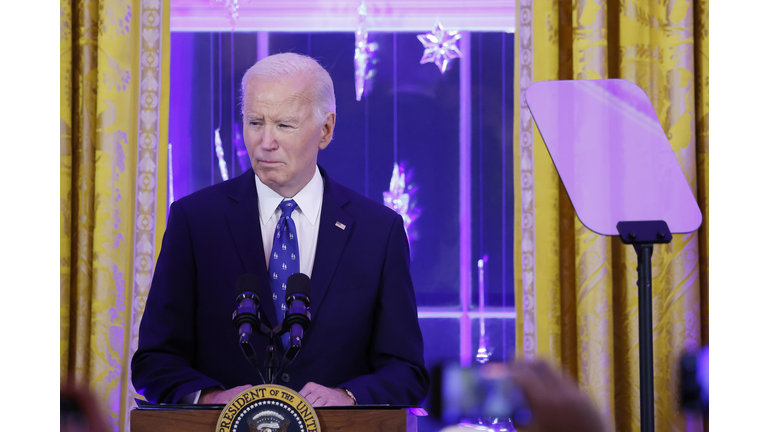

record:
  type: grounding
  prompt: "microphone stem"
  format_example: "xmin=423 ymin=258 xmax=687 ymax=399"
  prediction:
xmin=266 ymin=344 xmax=278 ymax=384
xmin=239 ymin=338 xmax=266 ymax=384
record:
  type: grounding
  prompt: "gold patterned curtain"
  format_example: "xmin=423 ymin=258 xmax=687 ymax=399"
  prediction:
xmin=60 ymin=0 xmax=170 ymax=431
xmin=513 ymin=0 xmax=708 ymax=431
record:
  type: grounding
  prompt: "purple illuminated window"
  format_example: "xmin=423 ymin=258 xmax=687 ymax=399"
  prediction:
xmin=167 ymin=29 xmax=515 ymax=432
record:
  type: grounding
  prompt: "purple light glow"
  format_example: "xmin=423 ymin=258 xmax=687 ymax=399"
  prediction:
xmin=169 ymin=1 xmax=517 ymax=32
xmin=501 ymin=32 xmax=508 ymax=363
xmin=168 ymin=33 xmax=195 ymax=205
xmin=459 ymin=32 xmax=471 ymax=368
xmin=168 ymin=143 xmax=174 ymax=203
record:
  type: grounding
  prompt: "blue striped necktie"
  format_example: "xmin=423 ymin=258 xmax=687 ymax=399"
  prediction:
xmin=269 ymin=199 xmax=300 ymax=348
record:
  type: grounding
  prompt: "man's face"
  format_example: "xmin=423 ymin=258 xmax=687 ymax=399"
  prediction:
xmin=243 ymin=74 xmax=335 ymax=197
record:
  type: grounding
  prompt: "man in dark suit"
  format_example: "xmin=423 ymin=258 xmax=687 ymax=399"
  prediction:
xmin=131 ymin=53 xmax=429 ymax=407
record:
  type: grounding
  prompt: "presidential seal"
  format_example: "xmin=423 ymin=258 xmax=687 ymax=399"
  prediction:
xmin=215 ymin=385 xmax=320 ymax=432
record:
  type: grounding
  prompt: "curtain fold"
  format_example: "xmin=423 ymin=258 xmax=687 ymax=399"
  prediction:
xmin=514 ymin=0 xmax=708 ymax=431
xmin=60 ymin=1 xmax=170 ymax=431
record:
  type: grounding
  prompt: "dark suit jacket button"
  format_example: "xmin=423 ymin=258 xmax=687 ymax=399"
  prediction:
xmin=281 ymin=373 xmax=290 ymax=383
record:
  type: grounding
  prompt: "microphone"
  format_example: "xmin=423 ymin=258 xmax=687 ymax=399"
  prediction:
xmin=283 ymin=273 xmax=312 ymax=361
xmin=233 ymin=274 xmax=267 ymax=384
xmin=232 ymin=273 xmax=261 ymax=344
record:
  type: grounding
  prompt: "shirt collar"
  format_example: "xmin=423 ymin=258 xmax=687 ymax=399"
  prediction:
xmin=254 ymin=166 xmax=324 ymax=225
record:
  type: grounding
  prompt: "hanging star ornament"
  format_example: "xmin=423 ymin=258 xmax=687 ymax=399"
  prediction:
xmin=354 ymin=1 xmax=378 ymax=101
xmin=417 ymin=21 xmax=462 ymax=74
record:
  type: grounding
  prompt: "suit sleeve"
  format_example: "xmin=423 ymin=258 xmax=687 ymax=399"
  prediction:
xmin=338 ymin=215 xmax=430 ymax=405
xmin=131 ymin=201 xmax=222 ymax=403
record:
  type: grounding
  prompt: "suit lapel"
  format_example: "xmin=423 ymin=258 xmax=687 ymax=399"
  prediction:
xmin=226 ymin=169 xmax=279 ymax=328
xmin=309 ymin=169 xmax=353 ymax=319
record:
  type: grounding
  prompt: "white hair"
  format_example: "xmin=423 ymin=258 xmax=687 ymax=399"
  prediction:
xmin=241 ymin=53 xmax=336 ymax=125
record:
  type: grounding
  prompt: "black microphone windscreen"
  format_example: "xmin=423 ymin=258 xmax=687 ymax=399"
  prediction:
xmin=286 ymin=273 xmax=311 ymax=297
xmin=236 ymin=273 xmax=261 ymax=296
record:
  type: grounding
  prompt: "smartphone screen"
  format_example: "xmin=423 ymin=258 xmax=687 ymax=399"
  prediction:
xmin=434 ymin=362 xmax=531 ymax=427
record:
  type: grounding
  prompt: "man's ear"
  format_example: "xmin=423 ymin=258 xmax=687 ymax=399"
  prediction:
xmin=318 ymin=112 xmax=336 ymax=150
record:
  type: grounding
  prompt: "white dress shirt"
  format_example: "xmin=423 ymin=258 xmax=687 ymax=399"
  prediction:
xmin=255 ymin=165 xmax=324 ymax=278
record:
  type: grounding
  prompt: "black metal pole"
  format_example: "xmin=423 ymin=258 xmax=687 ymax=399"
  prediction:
xmin=617 ymin=221 xmax=670 ymax=432
xmin=636 ymin=243 xmax=655 ymax=432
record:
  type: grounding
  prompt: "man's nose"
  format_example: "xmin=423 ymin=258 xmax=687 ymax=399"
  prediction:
xmin=260 ymin=126 xmax=278 ymax=150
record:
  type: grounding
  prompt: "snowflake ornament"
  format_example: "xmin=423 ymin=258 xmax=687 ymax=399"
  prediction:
xmin=417 ymin=21 xmax=462 ymax=74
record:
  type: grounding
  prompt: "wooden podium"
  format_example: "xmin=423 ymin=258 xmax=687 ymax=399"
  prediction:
xmin=131 ymin=407 xmax=419 ymax=432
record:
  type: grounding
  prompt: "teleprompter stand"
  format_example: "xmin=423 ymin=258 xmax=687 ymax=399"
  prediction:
xmin=525 ymin=79 xmax=702 ymax=432
xmin=616 ymin=220 xmax=672 ymax=432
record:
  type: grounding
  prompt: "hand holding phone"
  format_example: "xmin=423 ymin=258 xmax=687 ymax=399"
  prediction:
xmin=433 ymin=361 xmax=532 ymax=429
xmin=509 ymin=361 xmax=606 ymax=432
